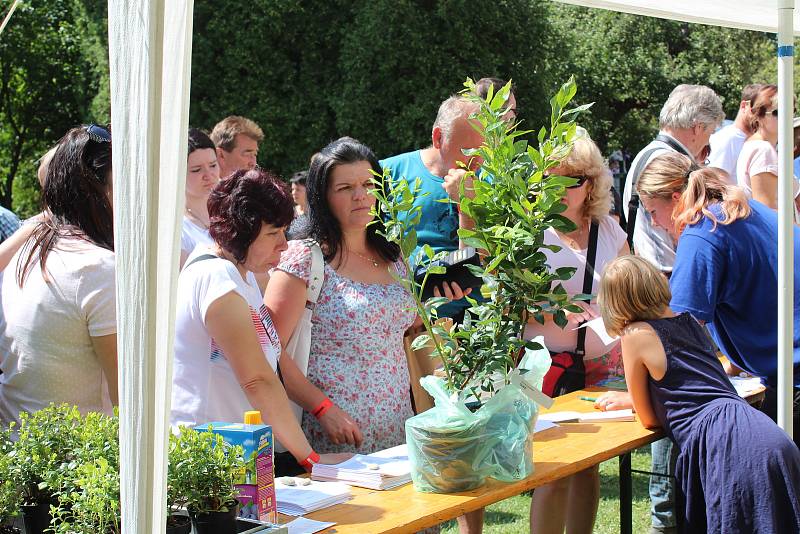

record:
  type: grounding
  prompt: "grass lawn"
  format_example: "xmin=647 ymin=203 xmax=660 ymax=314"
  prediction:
xmin=441 ymin=446 xmax=653 ymax=534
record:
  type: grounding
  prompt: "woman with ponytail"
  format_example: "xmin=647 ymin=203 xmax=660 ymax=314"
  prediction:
xmin=605 ymin=151 xmax=800 ymax=447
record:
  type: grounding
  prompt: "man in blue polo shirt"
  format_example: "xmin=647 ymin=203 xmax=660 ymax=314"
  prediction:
xmin=670 ymin=199 xmax=800 ymax=448
xmin=380 ymin=94 xmax=483 ymax=321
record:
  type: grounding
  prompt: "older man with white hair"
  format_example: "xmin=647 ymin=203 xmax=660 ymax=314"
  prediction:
xmin=622 ymin=84 xmax=725 ymax=275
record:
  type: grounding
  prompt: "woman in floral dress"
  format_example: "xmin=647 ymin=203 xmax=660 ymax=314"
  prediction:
xmin=266 ymin=137 xmax=465 ymax=456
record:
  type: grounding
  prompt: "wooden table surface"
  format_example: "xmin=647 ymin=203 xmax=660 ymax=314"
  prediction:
xmin=278 ymin=387 xmax=663 ymax=534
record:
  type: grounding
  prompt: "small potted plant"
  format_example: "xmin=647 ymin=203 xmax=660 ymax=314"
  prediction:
xmin=0 ymin=424 xmax=21 ymax=534
xmin=49 ymin=410 xmax=121 ymax=534
xmin=168 ymin=426 xmax=244 ymax=534
xmin=5 ymin=404 xmax=86 ymax=533
xmin=372 ymin=78 xmax=590 ymax=492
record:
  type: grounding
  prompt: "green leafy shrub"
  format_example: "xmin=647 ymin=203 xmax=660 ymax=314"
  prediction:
xmin=168 ymin=426 xmax=245 ymax=515
xmin=373 ymin=78 xmax=589 ymax=399
xmin=49 ymin=411 xmax=120 ymax=534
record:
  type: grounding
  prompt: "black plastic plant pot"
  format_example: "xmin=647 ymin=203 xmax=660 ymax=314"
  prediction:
xmin=21 ymin=501 xmax=52 ymax=534
xmin=0 ymin=523 xmax=21 ymax=534
xmin=165 ymin=514 xmax=191 ymax=534
xmin=189 ymin=501 xmax=239 ymax=534
xmin=407 ymin=421 xmax=488 ymax=493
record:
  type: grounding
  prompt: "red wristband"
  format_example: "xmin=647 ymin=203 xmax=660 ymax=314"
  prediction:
xmin=312 ymin=397 xmax=334 ymax=419
xmin=299 ymin=450 xmax=320 ymax=472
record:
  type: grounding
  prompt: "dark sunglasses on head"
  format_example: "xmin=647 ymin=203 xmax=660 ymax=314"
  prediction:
xmin=566 ymin=175 xmax=589 ymax=189
xmin=85 ymin=123 xmax=111 ymax=143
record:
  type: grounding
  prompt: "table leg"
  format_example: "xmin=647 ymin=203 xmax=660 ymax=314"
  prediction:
xmin=619 ymin=452 xmax=632 ymax=534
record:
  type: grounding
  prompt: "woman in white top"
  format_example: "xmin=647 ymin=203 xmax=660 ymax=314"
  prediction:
xmin=171 ymin=168 xmax=349 ymax=472
xmin=736 ymin=84 xmax=800 ymax=212
xmin=527 ymin=134 xmax=629 ymax=534
xmin=179 ymin=128 xmax=220 ymax=269
xmin=0 ymin=125 xmax=117 ymax=427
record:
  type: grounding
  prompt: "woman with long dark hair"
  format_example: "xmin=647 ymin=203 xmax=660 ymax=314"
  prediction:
xmin=266 ymin=137 xmax=465 ymax=456
xmin=0 ymin=125 xmax=117 ymax=427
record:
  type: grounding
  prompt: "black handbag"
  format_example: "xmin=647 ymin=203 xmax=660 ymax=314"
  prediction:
xmin=541 ymin=222 xmax=599 ymax=398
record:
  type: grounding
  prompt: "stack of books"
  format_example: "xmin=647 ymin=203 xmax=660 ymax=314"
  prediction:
xmin=275 ymin=478 xmax=352 ymax=516
xmin=311 ymin=444 xmax=412 ymax=490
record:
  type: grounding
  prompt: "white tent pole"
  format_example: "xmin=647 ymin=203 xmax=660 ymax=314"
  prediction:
xmin=777 ymin=0 xmax=795 ymax=438
xmin=108 ymin=0 xmax=193 ymax=531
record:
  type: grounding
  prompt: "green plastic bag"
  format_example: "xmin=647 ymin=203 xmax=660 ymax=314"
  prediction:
xmin=405 ymin=338 xmax=552 ymax=492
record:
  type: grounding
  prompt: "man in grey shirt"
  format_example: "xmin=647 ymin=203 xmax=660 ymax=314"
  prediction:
xmin=622 ymin=84 xmax=724 ymax=274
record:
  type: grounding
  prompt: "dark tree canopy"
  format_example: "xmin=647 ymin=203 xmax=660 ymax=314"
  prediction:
xmin=0 ymin=1 xmax=782 ymax=217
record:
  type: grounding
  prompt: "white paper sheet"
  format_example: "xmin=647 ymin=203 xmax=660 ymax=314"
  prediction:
xmin=283 ymin=517 xmax=336 ymax=534
xmin=576 ymin=316 xmax=618 ymax=346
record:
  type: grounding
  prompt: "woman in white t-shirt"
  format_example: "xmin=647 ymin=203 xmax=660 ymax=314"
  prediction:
xmin=171 ymin=168 xmax=350 ymax=473
xmin=527 ymin=134 xmax=629 ymax=534
xmin=0 ymin=125 xmax=117 ymax=428
xmin=737 ymin=84 xmax=800 ymax=214
xmin=179 ymin=128 xmax=220 ymax=269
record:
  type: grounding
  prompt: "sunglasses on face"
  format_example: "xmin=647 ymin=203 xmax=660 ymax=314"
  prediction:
xmin=565 ymin=175 xmax=589 ymax=189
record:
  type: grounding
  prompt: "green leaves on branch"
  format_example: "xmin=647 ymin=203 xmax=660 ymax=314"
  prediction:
xmin=371 ymin=77 xmax=590 ymax=398
xmin=168 ymin=426 xmax=245 ymax=516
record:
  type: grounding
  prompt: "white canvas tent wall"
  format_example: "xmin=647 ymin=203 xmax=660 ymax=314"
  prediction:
xmin=108 ymin=1 xmax=194 ymax=531
xmin=106 ymin=0 xmax=796 ymax=531
xmin=555 ymin=0 xmax=797 ymax=436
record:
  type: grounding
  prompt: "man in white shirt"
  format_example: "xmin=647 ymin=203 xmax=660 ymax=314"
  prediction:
xmin=707 ymin=84 xmax=763 ymax=180
xmin=622 ymin=84 xmax=724 ymax=274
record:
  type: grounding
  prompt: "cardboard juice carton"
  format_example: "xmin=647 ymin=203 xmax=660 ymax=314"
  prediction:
xmin=195 ymin=417 xmax=277 ymax=523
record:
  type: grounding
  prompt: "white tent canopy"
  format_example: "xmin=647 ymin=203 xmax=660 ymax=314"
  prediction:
xmin=556 ymin=0 xmax=800 ymax=35
xmin=108 ymin=1 xmax=795 ymax=531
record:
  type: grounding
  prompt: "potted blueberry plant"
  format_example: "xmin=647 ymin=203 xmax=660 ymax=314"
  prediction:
xmin=168 ymin=426 xmax=245 ymax=534
xmin=372 ymin=77 xmax=590 ymax=492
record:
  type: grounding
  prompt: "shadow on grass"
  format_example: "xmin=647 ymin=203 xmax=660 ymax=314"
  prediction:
xmin=484 ymin=510 xmax=520 ymax=525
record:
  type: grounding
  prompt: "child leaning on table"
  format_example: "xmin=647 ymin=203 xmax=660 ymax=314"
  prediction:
xmin=597 ymin=255 xmax=800 ymax=534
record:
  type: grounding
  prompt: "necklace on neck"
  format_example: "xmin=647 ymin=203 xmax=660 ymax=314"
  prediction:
xmin=185 ymin=207 xmax=209 ymax=229
xmin=350 ymin=249 xmax=379 ymax=268
xmin=558 ymin=218 xmax=589 ymax=249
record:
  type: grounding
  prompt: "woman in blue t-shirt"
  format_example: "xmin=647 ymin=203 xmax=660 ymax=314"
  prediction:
xmin=597 ymin=151 xmax=800 ymax=448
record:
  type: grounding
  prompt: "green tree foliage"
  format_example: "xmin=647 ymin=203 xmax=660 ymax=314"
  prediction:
xmin=0 ymin=0 xmax=97 ymax=216
xmin=331 ymin=0 xmax=551 ymax=160
xmin=189 ymin=0 xmax=551 ymax=176
xmin=544 ymin=4 xmax=777 ymax=152
xmin=0 ymin=1 xmax=792 ymax=215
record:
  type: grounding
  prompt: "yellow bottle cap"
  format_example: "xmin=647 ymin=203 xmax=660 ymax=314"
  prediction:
xmin=243 ymin=410 xmax=263 ymax=425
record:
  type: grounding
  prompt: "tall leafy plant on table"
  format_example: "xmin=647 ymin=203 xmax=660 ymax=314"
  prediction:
xmin=372 ymin=77 xmax=590 ymax=492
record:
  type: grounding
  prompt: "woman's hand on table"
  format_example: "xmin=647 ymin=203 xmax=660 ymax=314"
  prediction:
xmin=318 ymin=452 xmax=354 ymax=465
xmin=594 ymin=391 xmax=633 ymax=411
xmin=319 ymin=404 xmax=364 ymax=447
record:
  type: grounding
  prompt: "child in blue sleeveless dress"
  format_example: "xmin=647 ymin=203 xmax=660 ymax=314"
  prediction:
xmin=598 ymin=256 xmax=800 ymax=534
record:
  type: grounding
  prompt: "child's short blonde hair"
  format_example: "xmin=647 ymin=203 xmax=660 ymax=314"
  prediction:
xmin=598 ymin=256 xmax=671 ymax=336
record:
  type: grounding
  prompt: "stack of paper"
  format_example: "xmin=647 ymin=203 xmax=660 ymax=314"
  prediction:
xmin=539 ymin=409 xmax=635 ymax=423
xmin=312 ymin=444 xmax=411 ymax=490
xmin=729 ymin=376 xmax=763 ymax=397
xmin=275 ymin=478 xmax=352 ymax=516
